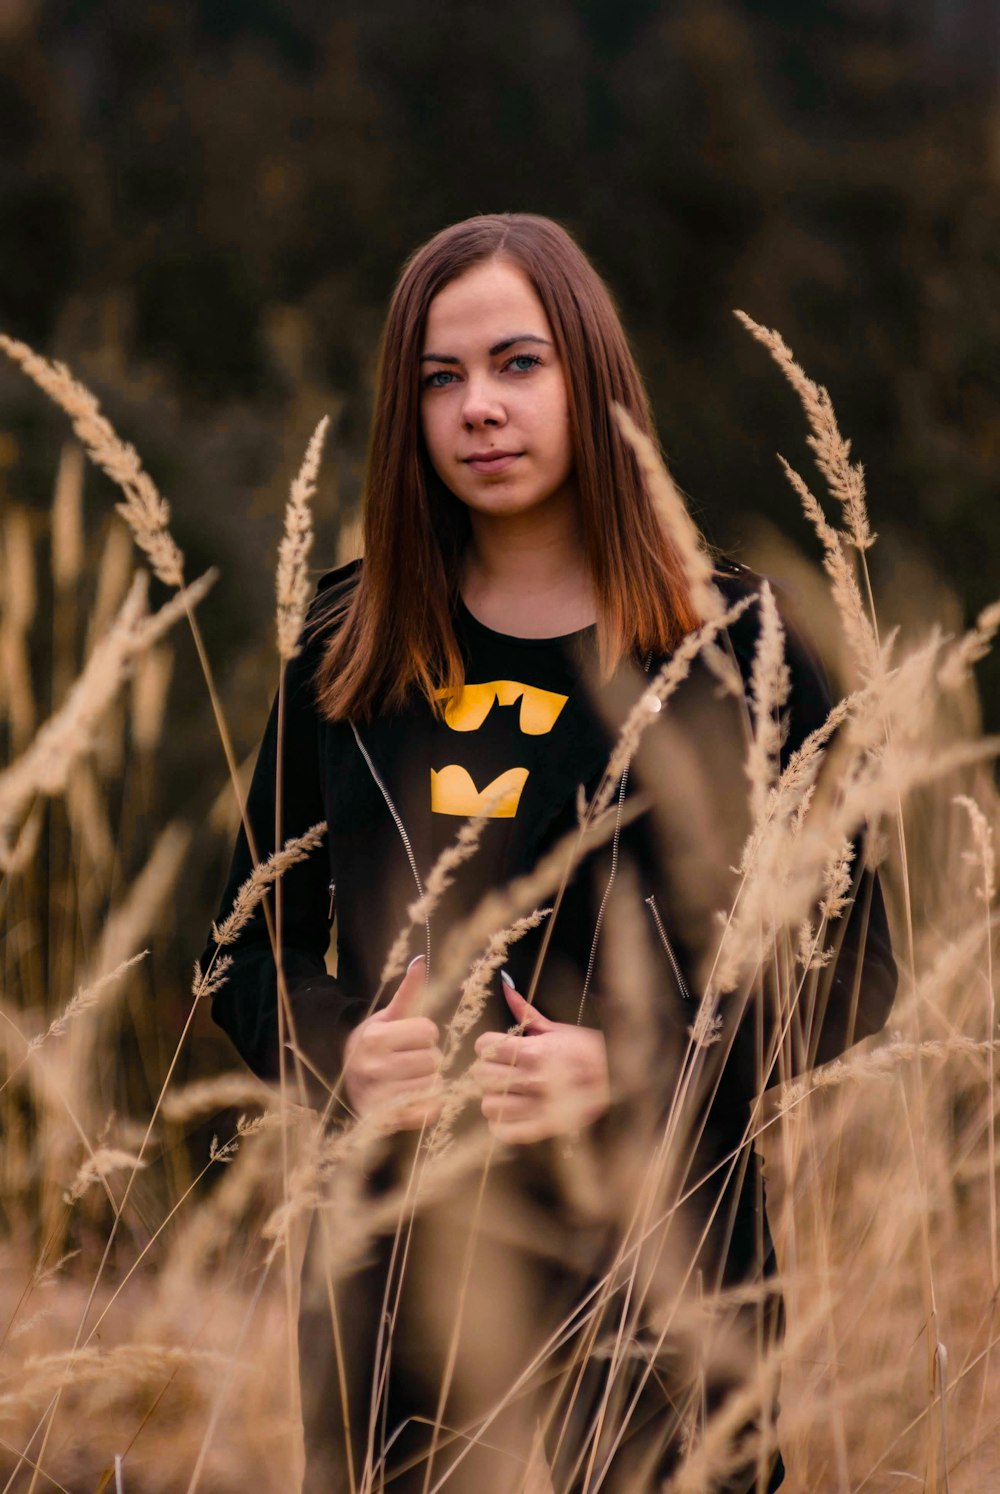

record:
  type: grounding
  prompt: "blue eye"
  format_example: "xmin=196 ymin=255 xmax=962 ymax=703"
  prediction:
xmin=506 ymin=353 xmax=541 ymax=373
xmin=422 ymin=369 xmax=456 ymax=389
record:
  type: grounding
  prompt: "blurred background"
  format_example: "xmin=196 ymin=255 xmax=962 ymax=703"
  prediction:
xmin=0 ymin=0 xmax=997 ymax=1084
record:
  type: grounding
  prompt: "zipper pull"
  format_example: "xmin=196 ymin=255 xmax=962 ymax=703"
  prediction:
xmin=328 ymin=880 xmax=336 ymax=920
xmin=644 ymin=894 xmax=692 ymax=1002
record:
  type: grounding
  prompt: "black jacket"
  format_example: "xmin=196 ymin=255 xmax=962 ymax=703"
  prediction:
xmin=202 ymin=557 xmax=897 ymax=1485
xmin=203 ymin=559 xmax=896 ymax=1275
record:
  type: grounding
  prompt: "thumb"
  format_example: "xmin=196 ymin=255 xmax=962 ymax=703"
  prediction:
xmin=385 ymin=955 xmax=426 ymax=1018
xmin=502 ymin=974 xmax=554 ymax=1034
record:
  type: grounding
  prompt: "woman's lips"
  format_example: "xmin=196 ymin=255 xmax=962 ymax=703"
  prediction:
xmin=464 ymin=453 xmax=521 ymax=474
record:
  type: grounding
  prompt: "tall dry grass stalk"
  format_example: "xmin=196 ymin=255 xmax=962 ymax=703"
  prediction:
xmin=159 ymin=1074 xmax=279 ymax=1124
xmin=86 ymin=519 xmax=134 ymax=649
xmin=64 ymin=759 xmax=116 ymax=883
xmin=2 ymin=320 xmax=999 ymax=1494
xmin=594 ymin=592 xmax=755 ymax=820
xmin=745 ymin=580 xmax=791 ymax=825
xmin=208 ymin=822 xmax=328 ymax=952
xmin=0 ymin=335 xmax=185 ymax=588
xmin=375 ymin=806 xmax=509 ymax=992
xmin=130 ymin=643 xmax=174 ymax=755
xmin=1 ymin=505 xmax=38 ymax=752
xmin=954 ymin=791 xmax=998 ymax=1291
xmin=734 ymin=311 xmax=883 ymax=684
xmin=28 ymin=951 xmax=150 ymax=1053
xmin=50 ymin=441 xmax=85 ymax=595
xmin=0 ymin=569 xmax=214 ymax=867
xmin=0 ymin=334 xmax=290 ymax=1004
xmin=276 ymin=417 xmax=329 ymax=662
xmin=733 ymin=312 xmax=874 ymax=555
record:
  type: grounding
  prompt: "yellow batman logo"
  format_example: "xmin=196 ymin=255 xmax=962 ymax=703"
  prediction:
xmin=443 ymin=680 xmax=568 ymax=735
xmin=431 ymin=765 xmax=530 ymax=818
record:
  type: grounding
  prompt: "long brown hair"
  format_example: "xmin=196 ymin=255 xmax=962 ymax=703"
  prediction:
xmin=314 ymin=212 xmax=698 ymax=721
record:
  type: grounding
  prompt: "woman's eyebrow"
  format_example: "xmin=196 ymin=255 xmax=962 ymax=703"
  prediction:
xmin=419 ymin=334 xmax=552 ymax=364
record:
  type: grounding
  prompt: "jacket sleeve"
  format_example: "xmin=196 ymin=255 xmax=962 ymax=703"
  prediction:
xmin=200 ymin=602 xmax=368 ymax=1106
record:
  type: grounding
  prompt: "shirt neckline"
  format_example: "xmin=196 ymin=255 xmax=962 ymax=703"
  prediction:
xmin=457 ymin=595 xmax=597 ymax=648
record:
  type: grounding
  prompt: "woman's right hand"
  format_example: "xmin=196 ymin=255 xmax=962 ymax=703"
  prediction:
xmin=342 ymin=956 xmax=444 ymax=1129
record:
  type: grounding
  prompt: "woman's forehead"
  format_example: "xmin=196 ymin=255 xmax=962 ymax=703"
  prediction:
xmin=422 ymin=261 xmax=552 ymax=353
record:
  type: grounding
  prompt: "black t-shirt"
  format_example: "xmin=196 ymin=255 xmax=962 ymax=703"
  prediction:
xmin=430 ymin=597 xmax=597 ymax=921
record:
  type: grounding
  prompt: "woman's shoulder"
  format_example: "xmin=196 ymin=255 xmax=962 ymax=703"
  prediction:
xmin=712 ymin=554 xmax=762 ymax=605
xmin=300 ymin=556 xmax=363 ymax=646
xmin=312 ymin=555 xmax=364 ymax=608
xmin=711 ymin=554 xmax=834 ymax=723
xmin=272 ymin=559 xmax=364 ymax=713
xmin=712 ymin=555 xmax=773 ymax=662
xmin=712 ymin=555 xmax=812 ymax=653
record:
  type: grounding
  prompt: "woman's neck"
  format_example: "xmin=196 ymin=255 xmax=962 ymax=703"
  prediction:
xmin=460 ymin=498 xmax=596 ymax=638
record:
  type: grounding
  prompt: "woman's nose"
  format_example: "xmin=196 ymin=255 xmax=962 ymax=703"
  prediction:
xmin=461 ymin=378 xmax=506 ymax=429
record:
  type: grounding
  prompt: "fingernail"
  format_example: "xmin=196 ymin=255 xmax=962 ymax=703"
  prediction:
xmin=407 ymin=954 xmax=425 ymax=971
xmin=501 ymin=969 xmax=514 ymax=989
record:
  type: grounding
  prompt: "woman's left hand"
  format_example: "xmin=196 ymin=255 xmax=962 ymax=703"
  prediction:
xmin=472 ymin=978 xmax=611 ymax=1144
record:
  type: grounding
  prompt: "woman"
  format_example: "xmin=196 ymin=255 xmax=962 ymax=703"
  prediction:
xmin=203 ymin=213 xmax=896 ymax=1492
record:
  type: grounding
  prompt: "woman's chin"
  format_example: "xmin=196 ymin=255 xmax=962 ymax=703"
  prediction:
xmin=457 ymin=485 xmax=575 ymax=523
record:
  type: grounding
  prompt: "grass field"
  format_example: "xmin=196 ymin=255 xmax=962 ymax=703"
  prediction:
xmin=1 ymin=321 xmax=998 ymax=1492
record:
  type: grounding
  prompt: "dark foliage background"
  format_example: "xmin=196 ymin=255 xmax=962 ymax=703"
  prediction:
xmin=0 ymin=0 xmax=997 ymax=1075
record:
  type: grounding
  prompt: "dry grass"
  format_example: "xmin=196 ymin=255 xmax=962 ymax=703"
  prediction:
xmin=276 ymin=416 xmax=329 ymax=663
xmin=0 ymin=327 xmax=998 ymax=1493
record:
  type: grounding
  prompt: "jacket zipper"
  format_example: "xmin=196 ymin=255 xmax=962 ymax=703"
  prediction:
xmin=328 ymin=880 xmax=336 ymax=921
xmin=644 ymin=893 xmax=692 ymax=1002
xmin=349 ymin=723 xmax=432 ymax=971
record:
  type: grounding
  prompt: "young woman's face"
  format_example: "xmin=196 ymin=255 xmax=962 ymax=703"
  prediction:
xmin=419 ymin=258 xmax=576 ymax=521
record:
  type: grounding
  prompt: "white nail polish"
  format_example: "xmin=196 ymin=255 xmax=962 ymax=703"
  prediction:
xmin=407 ymin=954 xmax=424 ymax=971
xmin=501 ymin=969 xmax=514 ymax=989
